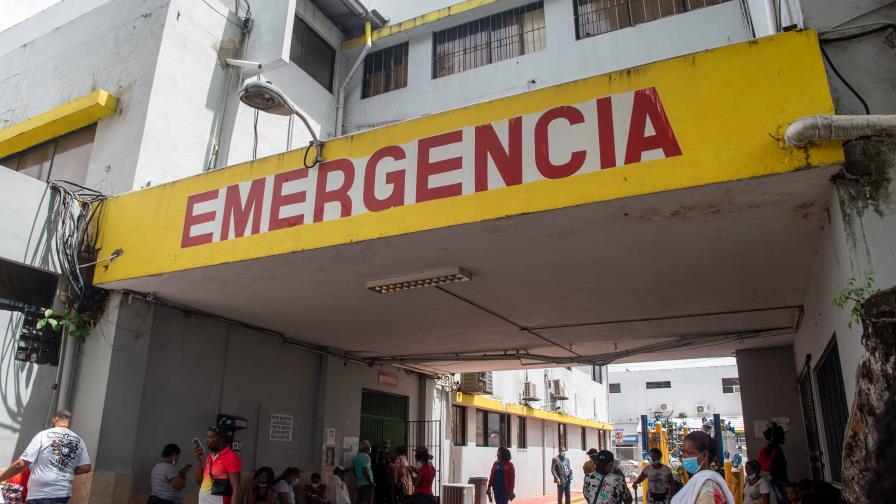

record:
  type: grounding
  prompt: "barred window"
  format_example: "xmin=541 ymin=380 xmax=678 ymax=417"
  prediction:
xmin=574 ymin=0 xmax=730 ymax=39
xmin=452 ymin=405 xmax=467 ymax=445
xmin=433 ymin=2 xmax=545 ymax=79
xmin=363 ymin=43 xmax=409 ymax=98
xmin=722 ymin=377 xmax=740 ymax=393
xmin=609 ymin=383 xmax=621 ymax=393
xmin=646 ymin=381 xmax=671 ymax=389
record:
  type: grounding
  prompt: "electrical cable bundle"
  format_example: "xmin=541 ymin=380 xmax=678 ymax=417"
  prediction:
xmin=48 ymin=181 xmax=108 ymax=314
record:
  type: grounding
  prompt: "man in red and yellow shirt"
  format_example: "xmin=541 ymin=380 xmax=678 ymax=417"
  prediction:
xmin=194 ymin=427 xmax=241 ymax=504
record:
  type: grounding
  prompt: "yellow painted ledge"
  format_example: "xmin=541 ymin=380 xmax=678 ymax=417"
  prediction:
xmin=455 ymin=392 xmax=613 ymax=431
xmin=0 ymin=89 xmax=118 ymax=158
xmin=343 ymin=0 xmax=500 ymax=50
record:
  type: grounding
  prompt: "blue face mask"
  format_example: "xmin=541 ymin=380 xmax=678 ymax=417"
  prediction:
xmin=682 ymin=456 xmax=700 ymax=475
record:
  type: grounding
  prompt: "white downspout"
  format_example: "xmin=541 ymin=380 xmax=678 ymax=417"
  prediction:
xmin=336 ymin=21 xmax=372 ymax=137
xmin=784 ymin=115 xmax=896 ymax=147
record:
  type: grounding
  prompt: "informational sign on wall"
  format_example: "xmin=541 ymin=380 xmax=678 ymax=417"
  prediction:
xmin=270 ymin=413 xmax=294 ymax=441
xmin=378 ymin=370 xmax=398 ymax=388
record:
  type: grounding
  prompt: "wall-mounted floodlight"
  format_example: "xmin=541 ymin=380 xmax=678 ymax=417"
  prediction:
xmin=238 ymin=80 xmax=324 ymax=166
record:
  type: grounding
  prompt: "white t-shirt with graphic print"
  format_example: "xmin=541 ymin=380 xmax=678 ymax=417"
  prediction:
xmin=20 ymin=427 xmax=90 ymax=500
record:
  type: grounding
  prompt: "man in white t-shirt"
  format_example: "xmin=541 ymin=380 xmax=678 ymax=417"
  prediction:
xmin=0 ymin=410 xmax=91 ymax=504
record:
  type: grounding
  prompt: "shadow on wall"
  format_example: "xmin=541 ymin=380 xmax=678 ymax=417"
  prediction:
xmin=0 ymin=182 xmax=64 ymax=464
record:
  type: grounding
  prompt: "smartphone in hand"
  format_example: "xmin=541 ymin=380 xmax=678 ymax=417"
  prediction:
xmin=192 ymin=437 xmax=205 ymax=458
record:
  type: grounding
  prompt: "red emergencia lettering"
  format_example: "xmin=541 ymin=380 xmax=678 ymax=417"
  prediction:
xmin=180 ymin=87 xmax=681 ymax=248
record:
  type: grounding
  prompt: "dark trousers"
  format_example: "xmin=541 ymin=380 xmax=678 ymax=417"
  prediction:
xmin=358 ymin=484 xmax=375 ymax=504
xmin=494 ymin=491 xmax=510 ymax=504
xmin=26 ymin=499 xmax=70 ymax=504
xmin=557 ymin=482 xmax=571 ymax=504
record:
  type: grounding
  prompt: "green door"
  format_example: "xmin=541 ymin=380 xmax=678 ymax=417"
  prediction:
xmin=360 ymin=389 xmax=409 ymax=449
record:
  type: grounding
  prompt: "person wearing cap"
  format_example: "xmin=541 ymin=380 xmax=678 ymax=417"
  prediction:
xmin=583 ymin=450 xmax=632 ymax=504
xmin=328 ymin=466 xmax=352 ymax=504
xmin=583 ymin=449 xmax=599 ymax=476
xmin=194 ymin=425 xmax=241 ymax=504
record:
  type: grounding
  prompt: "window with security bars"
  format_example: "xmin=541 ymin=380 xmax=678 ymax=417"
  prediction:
xmin=558 ymin=423 xmax=568 ymax=449
xmin=646 ymin=381 xmax=671 ymax=389
xmin=433 ymin=2 xmax=545 ymax=78
xmin=574 ymin=0 xmax=731 ymax=39
xmin=722 ymin=378 xmax=740 ymax=393
xmin=363 ymin=42 xmax=409 ymax=98
xmin=517 ymin=416 xmax=527 ymax=448
xmin=609 ymin=383 xmax=621 ymax=393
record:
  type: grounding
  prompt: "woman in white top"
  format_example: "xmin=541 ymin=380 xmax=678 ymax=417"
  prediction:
xmin=274 ymin=467 xmax=301 ymax=504
xmin=670 ymin=432 xmax=735 ymax=504
xmin=742 ymin=461 xmax=769 ymax=504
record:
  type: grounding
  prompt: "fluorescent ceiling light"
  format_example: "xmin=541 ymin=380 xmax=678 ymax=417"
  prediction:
xmin=366 ymin=267 xmax=472 ymax=294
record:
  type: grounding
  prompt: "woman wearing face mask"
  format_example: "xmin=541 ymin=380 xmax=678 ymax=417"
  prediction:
xmin=583 ymin=450 xmax=631 ymax=504
xmin=634 ymin=448 xmax=673 ymax=504
xmin=304 ymin=473 xmax=328 ymax=504
xmin=246 ymin=467 xmax=275 ymax=504
xmin=274 ymin=467 xmax=301 ymax=504
xmin=742 ymin=461 xmax=768 ymax=504
xmin=149 ymin=444 xmax=191 ymax=504
xmin=670 ymin=432 xmax=735 ymax=504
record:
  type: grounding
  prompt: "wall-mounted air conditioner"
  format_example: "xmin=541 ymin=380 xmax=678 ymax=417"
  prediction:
xmin=550 ymin=379 xmax=568 ymax=400
xmin=656 ymin=403 xmax=674 ymax=416
xmin=695 ymin=404 xmax=712 ymax=415
xmin=460 ymin=372 xmax=493 ymax=395
xmin=522 ymin=381 xmax=539 ymax=402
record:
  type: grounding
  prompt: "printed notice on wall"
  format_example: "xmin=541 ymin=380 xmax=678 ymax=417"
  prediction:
xmin=270 ymin=413 xmax=294 ymax=442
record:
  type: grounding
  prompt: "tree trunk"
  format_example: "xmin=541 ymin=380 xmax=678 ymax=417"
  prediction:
xmin=841 ymin=287 xmax=896 ymax=503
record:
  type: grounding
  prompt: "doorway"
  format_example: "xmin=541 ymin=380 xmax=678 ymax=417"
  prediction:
xmin=360 ymin=389 xmax=409 ymax=449
xmin=814 ymin=336 xmax=848 ymax=483
xmin=797 ymin=355 xmax=824 ymax=480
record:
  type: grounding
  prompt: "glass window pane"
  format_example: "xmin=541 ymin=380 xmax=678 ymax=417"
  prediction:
xmin=476 ymin=410 xmax=486 ymax=446
xmin=487 ymin=412 xmax=501 ymax=447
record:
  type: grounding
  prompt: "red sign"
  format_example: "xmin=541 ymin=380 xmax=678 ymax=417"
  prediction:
xmin=378 ymin=370 xmax=398 ymax=388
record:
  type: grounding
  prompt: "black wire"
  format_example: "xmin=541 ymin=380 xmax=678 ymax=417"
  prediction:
xmin=253 ymin=108 xmax=259 ymax=159
xmin=819 ymin=45 xmax=871 ymax=115
xmin=821 ymin=22 xmax=896 ymax=42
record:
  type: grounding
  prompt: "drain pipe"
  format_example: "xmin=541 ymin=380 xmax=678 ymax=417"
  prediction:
xmin=785 ymin=115 xmax=896 ymax=147
xmin=336 ymin=21 xmax=372 ymax=137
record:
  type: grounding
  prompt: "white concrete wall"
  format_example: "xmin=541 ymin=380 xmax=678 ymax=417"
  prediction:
xmin=0 ymin=0 xmax=171 ymax=195
xmin=342 ymin=0 xmax=753 ymax=133
xmin=0 ymin=169 xmax=60 ymax=466
xmin=784 ymin=0 xmax=896 ymax=484
xmin=487 ymin=367 xmax=609 ymax=422
xmin=607 ymin=364 xmax=742 ymax=433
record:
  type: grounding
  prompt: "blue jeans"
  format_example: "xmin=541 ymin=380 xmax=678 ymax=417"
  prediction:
xmin=26 ymin=498 xmax=70 ymax=504
xmin=494 ymin=491 xmax=510 ymax=504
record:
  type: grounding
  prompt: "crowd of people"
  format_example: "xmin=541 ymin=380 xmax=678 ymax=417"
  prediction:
xmin=0 ymin=411 xmax=436 ymax=504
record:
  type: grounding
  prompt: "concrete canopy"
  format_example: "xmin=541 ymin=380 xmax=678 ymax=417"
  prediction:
xmin=99 ymin=166 xmax=835 ymax=373
xmin=94 ymin=32 xmax=844 ymax=374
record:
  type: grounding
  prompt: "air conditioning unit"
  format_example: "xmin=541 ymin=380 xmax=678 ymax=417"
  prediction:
xmin=460 ymin=372 xmax=493 ymax=395
xmin=550 ymin=379 xmax=568 ymax=400
xmin=522 ymin=381 xmax=539 ymax=402
xmin=695 ymin=404 xmax=712 ymax=415
xmin=657 ymin=403 xmax=674 ymax=414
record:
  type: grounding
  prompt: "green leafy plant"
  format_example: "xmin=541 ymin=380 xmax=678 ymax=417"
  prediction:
xmin=36 ymin=308 xmax=92 ymax=343
xmin=833 ymin=271 xmax=877 ymax=329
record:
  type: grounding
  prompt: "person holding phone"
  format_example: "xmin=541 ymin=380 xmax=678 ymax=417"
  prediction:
xmin=194 ymin=426 xmax=241 ymax=504
xmin=149 ymin=444 xmax=191 ymax=504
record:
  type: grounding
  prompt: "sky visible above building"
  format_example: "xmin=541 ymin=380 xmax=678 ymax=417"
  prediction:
xmin=608 ymin=357 xmax=737 ymax=373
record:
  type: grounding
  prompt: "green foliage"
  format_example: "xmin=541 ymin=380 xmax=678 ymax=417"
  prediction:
xmin=36 ymin=308 xmax=92 ymax=343
xmin=833 ymin=271 xmax=877 ymax=329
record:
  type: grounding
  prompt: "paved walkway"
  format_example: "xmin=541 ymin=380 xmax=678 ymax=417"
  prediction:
xmin=514 ymin=491 xmax=586 ymax=504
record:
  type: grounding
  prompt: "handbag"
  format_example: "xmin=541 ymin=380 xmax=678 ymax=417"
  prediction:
xmin=208 ymin=454 xmax=233 ymax=496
